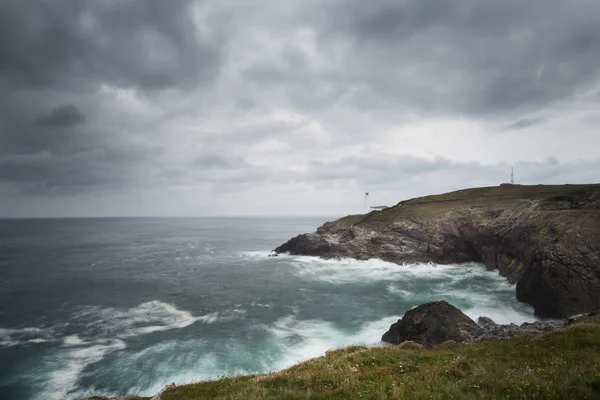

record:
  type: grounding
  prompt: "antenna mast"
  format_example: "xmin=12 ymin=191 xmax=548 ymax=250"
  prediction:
xmin=511 ymin=166 xmax=514 ymax=185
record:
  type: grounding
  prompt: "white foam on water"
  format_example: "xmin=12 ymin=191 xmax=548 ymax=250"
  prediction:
xmin=34 ymin=339 xmax=126 ymax=400
xmin=463 ymin=304 xmax=537 ymax=325
xmin=0 ymin=326 xmax=53 ymax=348
xmin=263 ymin=314 xmax=402 ymax=372
xmin=28 ymin=338 xmax=50 ymax=344
xmin=128 ymin=352 xmax=226 ymax=397
xmin=1 ymin=301 xmax=208 ymax=350
xmin=45 ymin=314 xmax=400 ymax=399
xmin=44 ymin=301 xmax=248 ymax=399
xmin=0 ymin=327 xmax=44 ymax=336
xmin=101 ymin=340 xmax=249 ymax=397
xmin=353 ymin=316 xmax=402 ymax=345
xmin=265 ymin=316 xmax=348 ymax=370
xmin=63 ymin=335 xmax=86 ymax=346
xmin=197 ymin=311 xmax=221 ymax=324
xmin=386 ymin=284 xmax=413 ymax=297
xmin=289 ymin=256 xmax=472 ymax=284
xmin=250 ymin=301 xmax=273 ymax=308
xmin=197 ymin=309 xmax=247 ymax=324
xmin=73 ymin=300 xmax=201 ymax=339
xmin=287 ymin=256 xmax=537 ymax=323
xmin=23 ymin=301 xmax=215 ymax=400
xmin=240 ymin=250 xmax=276 ymax=259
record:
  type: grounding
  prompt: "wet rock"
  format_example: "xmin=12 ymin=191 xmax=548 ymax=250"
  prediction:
xmin=475 ymin=319 xmax=567 ymax=342
xmin=381 ymin=301 xmax=484 ymax=347
xmin=381 ymin=305 xmax=598 ymax=348
xmin=477 ymin=316 xmax=497 ymax=329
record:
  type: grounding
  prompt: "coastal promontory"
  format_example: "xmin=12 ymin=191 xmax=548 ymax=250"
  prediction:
xmin=275 ymin=184 xmax=600 ymax=318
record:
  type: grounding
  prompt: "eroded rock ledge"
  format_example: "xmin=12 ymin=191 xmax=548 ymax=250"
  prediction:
xmin=275 ymin=185 xmax=600 ymax=318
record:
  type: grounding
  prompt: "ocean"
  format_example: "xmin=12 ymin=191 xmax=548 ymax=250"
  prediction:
xmin=0 ymin=217 xmax=536 ymax=400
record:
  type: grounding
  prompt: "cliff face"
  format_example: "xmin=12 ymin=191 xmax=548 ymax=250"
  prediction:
xmin=275 ymin=184 xmax=600 ymax=318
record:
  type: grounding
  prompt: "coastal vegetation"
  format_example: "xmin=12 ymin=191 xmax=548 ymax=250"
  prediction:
xmin=154 ymin=321 xmax=600 ymax=399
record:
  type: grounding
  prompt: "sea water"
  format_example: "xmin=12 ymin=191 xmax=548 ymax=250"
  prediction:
xmin=0 ymin=217 xmax=536 ymax=399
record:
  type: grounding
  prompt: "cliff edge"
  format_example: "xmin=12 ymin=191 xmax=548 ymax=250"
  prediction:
xmin=275 ymin=184 xmax=600 ymax=318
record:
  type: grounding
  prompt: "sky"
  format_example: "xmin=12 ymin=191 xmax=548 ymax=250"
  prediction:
xmin=1 ymin=0 xmax=599 ymax=218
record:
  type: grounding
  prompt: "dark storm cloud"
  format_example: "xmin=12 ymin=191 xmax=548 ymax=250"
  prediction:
xmin=0 ymin=0 xmax=224 ymax=195
xmin=0 ymin=143 xmax=160 ymax=195
xmin=263 ymin=0 xmax=600 ymax=115
xmin=36 ymin=104 xmax=86 ymax=128
xmin=0 ymin=0 xmax=222 ymax=91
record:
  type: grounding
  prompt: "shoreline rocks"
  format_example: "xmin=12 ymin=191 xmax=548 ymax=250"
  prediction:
xmin=382 ymin=301 xmax=600 ymax=348
xmin=275 ymin=185 xmax=600 ymax=318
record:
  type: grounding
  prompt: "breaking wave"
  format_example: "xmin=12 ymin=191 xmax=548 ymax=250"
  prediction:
xmin=38 ymin=339 xmax=127 ymax=400
xmin=71 ymin=300 xmax=200 ymax=338
xmin=288 ymin=256 xmax=483 ymax=283
xmin=263 ymin=313 xmax=400 ymax=371
xmin=284 ymin=256 xmax=537 ymax=322
xmin=6 ymin=300 xmax=246 ymax=400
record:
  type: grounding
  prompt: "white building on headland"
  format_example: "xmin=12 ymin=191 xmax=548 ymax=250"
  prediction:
xmin=370 ymin=205 xmax=389 ymax=211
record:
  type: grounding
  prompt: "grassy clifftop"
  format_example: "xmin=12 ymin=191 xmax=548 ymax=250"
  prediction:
xmin=334 ymin=183 xmax=600 ymax=229
xmin=148 ymin=321 xmax=600 ymax=400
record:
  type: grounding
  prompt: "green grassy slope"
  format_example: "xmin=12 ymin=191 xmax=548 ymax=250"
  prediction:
xmin=335 ymin=184 xmax=600 ymax=229
xmin=159 ymin=322 xmax=600 ymax=400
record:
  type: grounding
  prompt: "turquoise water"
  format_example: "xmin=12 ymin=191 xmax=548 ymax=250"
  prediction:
xmin=0 ymin=217 xmax=536 ymax=399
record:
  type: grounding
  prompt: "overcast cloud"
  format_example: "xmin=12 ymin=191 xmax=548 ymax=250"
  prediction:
xmin=1 ymin=0 xmax=599 ymax=217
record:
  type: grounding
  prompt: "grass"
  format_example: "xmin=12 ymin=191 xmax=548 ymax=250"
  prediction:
xmin=158 ymin=322 xmax=600 ymax=400
xmin=335 ymin=184 xmax=600 ymax=229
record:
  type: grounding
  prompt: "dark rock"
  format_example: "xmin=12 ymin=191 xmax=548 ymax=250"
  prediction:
xmin=475 ymin=319 xmax=567 ymax=342
xmin=381 ymin=301 xmax=484 ymax=347
xmin=382 ymin=303 xmax=598 ymax=348
xmin=477 ymin=316 xmax=497 ymax=329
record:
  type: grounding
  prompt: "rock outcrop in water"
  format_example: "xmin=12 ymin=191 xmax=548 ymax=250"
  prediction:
xmin=274 ymin=184 xmax=600 ymax=318
xmin=381 ymin=301 xmax=484 ymax=346
xmin=381 ymin=301 xmax=600 ymax=347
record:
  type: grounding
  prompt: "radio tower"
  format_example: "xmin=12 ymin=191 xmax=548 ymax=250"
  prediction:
xmin=511 ymin=166 xmax=514 ymax=185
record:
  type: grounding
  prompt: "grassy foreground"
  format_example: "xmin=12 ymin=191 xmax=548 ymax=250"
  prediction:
xmin=156 ymin=322 xmax=600 ymax=400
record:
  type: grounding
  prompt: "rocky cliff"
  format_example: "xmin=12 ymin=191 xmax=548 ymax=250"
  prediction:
xmin=275 ymin=184 xmax=600 ymax=318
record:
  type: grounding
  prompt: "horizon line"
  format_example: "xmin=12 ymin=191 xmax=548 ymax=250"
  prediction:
xmin=0 ymin=214 xmax=342 ymax=220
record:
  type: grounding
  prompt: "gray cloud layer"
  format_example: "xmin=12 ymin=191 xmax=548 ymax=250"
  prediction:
xmin=1 ymin=0 xmax=599 ymax=217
